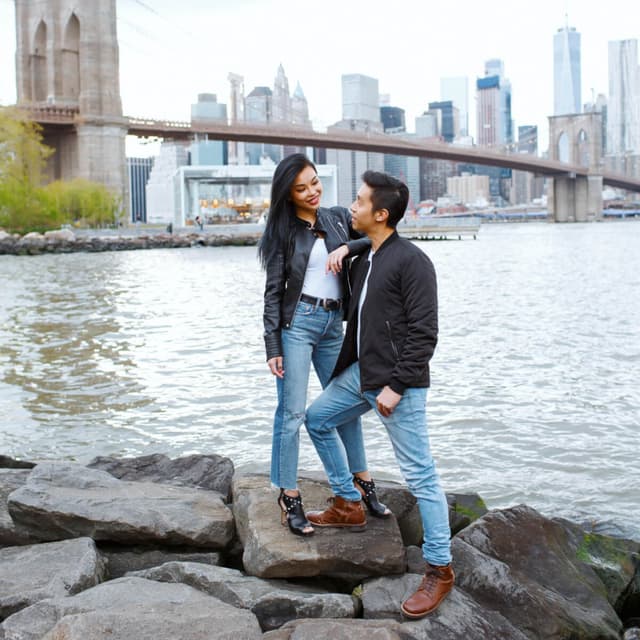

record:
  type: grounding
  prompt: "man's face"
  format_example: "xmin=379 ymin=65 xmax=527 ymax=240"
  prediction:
xmin=350 ymin=183 xmax=377 ymax=234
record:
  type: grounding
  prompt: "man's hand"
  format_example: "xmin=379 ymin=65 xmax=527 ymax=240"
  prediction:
xmin=376 ymin=385 xmax=402 ymax=417
xmin=267 ymin=356 xmax=285 ymax=379
xmin=326 ymin=245 xmax=349 ymax=275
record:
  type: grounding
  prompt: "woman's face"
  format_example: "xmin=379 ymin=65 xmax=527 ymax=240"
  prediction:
xmin=290 ymin=165 xmax=322 ymax=216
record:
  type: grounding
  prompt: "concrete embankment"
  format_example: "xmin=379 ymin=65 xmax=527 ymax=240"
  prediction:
xmin=1 ymin=453 xmax=638 ymax=639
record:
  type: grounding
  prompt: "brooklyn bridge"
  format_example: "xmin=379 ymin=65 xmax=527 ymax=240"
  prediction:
xmin=12 ymin=0 xmax=640 ymax=223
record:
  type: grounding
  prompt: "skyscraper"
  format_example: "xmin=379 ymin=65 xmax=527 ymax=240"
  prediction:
xmin=341 ymin=74 xmax=380 ymax=122
xmin=476 ymin=60 xmax=512 ymax=147
xmin=607 ymin=39 xmax=640 ymax=156
xmin=328 ymin=74 xmax=383 ymax=203
xmin=440 ymin=77 xmax=469 ymax=136
xmin=427 ymin=101 xmax=458 ymax=142
xmin=554 ymin=23 xmax=581 ymax=115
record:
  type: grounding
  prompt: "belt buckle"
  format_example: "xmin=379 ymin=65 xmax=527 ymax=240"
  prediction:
xmin=322 ymin=298 xmax=331 ymax=310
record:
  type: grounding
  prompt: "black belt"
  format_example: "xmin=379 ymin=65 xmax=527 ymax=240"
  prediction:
xmin=300 ymin=293 xmax=342 ymax=311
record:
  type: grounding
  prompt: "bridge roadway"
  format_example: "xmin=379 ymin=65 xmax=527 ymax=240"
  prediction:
xmin=19 ymin=105 xmax=640 ymax=193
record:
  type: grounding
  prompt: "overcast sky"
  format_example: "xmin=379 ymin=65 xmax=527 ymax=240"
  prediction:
xmin=0 ymin=0 xmax=637 ymax=151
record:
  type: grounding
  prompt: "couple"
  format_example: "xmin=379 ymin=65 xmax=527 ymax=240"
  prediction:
xmin=258 ymin=153 xmax=453 ymax=618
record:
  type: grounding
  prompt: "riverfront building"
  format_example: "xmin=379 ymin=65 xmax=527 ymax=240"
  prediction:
xmin=554 ymin=24 xmax=582 ymax=116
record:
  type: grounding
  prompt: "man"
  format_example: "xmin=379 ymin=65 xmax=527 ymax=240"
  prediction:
xmin=305 ymin=170 xmax=453 ymax=618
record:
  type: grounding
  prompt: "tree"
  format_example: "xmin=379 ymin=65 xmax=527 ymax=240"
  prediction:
xmin=0 ymin=107 xmax=120 ymax=233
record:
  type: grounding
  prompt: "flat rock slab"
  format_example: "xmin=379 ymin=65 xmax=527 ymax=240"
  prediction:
xmin=88 ymin=453 xmax=234 ymax=501
xmin=130 ymin=561 xmax=357 ymax=631
xmin=98 ymin=544 xmax=221 ymax=579
xmin=7 ymin=462 xmax=233 ymax=548
xmin=233 ymin=474 xmax=406 ymax=580
xmin=0 ymin=537 xmax=105 ymax=620
xmin=0 ymin=470 xmax=40 ymax=547
xmin=262 ymin=618 xmax=418 ymax=639
xmin=0 ymin=576 xmax=262 ymax=640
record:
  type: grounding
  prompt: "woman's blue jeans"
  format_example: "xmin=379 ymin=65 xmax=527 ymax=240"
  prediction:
xmin=270 ymin=300 xmax=368 ymax=490
xmin=305 ymin=362 xmax=452 ymax=566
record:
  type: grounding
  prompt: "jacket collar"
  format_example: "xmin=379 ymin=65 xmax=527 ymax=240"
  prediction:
xmin=372 ymin=230 xmax=399 ymax=256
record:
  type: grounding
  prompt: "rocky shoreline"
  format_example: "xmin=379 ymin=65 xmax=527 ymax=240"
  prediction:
xmin=0 ymin=229 xmax=261 ymax=255
xmin=0 ymin=452 xmax=639 ymax=639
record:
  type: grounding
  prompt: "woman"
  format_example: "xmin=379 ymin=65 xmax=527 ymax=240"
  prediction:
xmin=259 ymin=153 xmax=390 ymax=536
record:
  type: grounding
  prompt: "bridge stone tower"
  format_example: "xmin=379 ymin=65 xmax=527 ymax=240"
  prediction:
xmin=547 ymin=113 xmax=603 ymax=222
xmin=14 ymin=0 xmax=127 ymax=208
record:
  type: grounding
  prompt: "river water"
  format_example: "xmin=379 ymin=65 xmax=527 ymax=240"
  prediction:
xmin=1 ymin=221 xmax=639 ymax=539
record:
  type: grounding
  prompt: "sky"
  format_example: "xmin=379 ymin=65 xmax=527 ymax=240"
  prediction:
xmin=0 ymin=0 xmax=637 ymax=153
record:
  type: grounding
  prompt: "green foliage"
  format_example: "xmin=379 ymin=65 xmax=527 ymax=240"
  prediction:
xmin=0 ymin=107 xmax=120 ymax=233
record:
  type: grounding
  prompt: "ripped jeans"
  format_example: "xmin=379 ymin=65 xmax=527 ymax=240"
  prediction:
xmin=270 ymin=299 xmax=368 ymax=490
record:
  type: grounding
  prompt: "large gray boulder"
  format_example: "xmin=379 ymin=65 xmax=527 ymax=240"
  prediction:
xmin=130 ymin=561 xmax=357 ymax=631
xmin=0 ymin=576 xmax=262 ymax=640
xmin=88 ymin=453 xmax=234 ymax=502
xmin=0 ymin=470 xmax=39 ymax=547
xmin=453 ymin=504 xmax=624 ymax=639
xmin=232 ymin=473 xmax=406 ymax=580
xmin=361 ymin=573 xmax=528 ymax=639
xmin=8 ymin=462 xmax=233 ymax=548
xmin=0 ymin=537 xmax=105 ymax=620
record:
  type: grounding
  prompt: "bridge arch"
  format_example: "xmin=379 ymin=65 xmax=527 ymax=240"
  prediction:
xmin=30 ymin=20 xmax=47 ymax=101
xmin=62 ymin=13 xmax=80 ymax=102
xmin=557 ymin=131 xmax=569 ymax=163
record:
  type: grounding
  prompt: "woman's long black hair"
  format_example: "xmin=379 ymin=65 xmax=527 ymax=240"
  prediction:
xmin=257 ymin=153 xmax=317 ymax=269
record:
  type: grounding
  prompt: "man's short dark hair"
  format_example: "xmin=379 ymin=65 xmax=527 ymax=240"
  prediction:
xmin=361 ymin=170 xmax=409 ymax=228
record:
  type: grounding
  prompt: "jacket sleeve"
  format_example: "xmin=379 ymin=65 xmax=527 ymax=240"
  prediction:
xmin=333 ymin=205 xmax=371 ymax=257
xmin=388 ymin=253 xmax=438 ymax=395
xmin=263 ymin=246 xmax=286 ymax=361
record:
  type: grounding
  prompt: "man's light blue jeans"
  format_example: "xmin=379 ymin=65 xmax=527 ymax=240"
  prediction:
xmin=270 ymin=300 xmax=368 ymax=490
xmin=305 ymin=361 xmax=451 ymax=566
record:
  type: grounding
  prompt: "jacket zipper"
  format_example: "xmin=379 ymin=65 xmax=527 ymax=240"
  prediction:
xmin=385 ymin=321 xmax=399 ymax=360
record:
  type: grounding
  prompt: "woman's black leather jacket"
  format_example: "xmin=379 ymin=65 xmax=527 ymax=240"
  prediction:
xmin=262 ymin=206 xmax=370 ymax=361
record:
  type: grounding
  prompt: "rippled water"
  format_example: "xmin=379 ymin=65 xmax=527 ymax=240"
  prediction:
xmin=1 ymin=221 xmax=639 ymax=539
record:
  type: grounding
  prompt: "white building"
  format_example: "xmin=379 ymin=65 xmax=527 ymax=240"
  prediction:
xmin=341 ymin=74 xmax=380 ymax=122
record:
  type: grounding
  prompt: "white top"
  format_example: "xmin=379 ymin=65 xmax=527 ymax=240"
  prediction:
xmin=357 ymin=249 xmax=374 ymax=357
xmin=302 ymin=238 xmax=342 ymax=300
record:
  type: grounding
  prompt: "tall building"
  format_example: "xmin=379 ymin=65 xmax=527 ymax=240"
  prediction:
xmin=379 ymin=106 xmax=419 ymax=208
xmin=427 ymin=101 xmax=459 ymax=142
xmin=190 ymin=94 xmax=228 ymax=166
xmin=342 ymin=74 xmax=380 ymax=121
xmin=513 ymin=125 xmax=544 ymax=204
xmin=440 ymin=77 xmax=469 ymax=136
xmin=227 ymin=72 xmax=245 ymax=165
xmin=128 ymin=157 xmax=154 ymax=223
xmin=476 ymin=60 xmax=512 ymax=147
xmin=380 ymin=106 xmax=406 ymax=131
xmin=244 ymin=86 xmax=280 ymax=165
xmin=272 ymin=64 xmax=291 ymax=123
xmin=554 ymin=23 xmax=582 ymax=115
xmin=607 ymin=39 xmax=640 ymax=157
xmin=328 ymin=74 xmax=383 ymax=204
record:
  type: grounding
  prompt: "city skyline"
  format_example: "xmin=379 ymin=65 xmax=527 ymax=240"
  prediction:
xmin=0 ymin=0 xmax=637 ymax=152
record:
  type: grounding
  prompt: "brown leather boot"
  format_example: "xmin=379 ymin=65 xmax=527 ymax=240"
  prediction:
xmin=401 ymin=562 xmax=454 ymax=618
xmin=306 ymin=496 xmax=367 ymax=529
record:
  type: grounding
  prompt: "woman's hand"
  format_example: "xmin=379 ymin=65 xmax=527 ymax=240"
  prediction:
xmin=326 ymin=245 xmax=349 ymax=275
xmin=267 ymin=356 xmax=285 ymax=378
